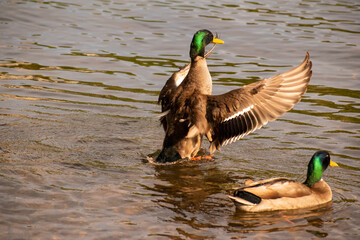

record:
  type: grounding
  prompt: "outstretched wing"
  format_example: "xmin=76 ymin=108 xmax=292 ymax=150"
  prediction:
xmin=206 ymin=52 xmax=312 ymax=153
xmin=158 ymin=44 xmax=218 ymax=130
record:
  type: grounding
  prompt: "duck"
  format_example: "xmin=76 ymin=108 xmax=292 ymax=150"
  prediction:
xmin=228 ymin=151 xmax=339 ymax=212
xmin=156 ymin=29 xmax=312 ymax=163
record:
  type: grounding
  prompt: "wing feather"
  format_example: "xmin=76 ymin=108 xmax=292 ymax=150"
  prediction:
xmin=235 ymin=177 xmax=312 ymax=201
xmin=207 ymin=53 xmax=312 ymax=151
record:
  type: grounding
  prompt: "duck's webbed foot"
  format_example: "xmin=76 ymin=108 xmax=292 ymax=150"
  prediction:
xmin=190 ymin=148 xmax=214 ymax=161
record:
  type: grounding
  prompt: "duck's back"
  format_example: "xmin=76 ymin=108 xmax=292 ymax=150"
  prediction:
xmin=230 ymin=178 xmax=333 ymax=212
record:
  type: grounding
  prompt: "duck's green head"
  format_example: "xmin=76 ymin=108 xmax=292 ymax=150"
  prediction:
xmin=190 ymin=29 xmax=224 ymax=59
xmin=304 ymin=150 xmax=338 ymax=186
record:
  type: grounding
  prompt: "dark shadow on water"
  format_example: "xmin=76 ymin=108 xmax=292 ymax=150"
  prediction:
xmin=139 ymin=160 xmax=240 ymax=239
xmin=145 ymin=161 xmax=236 ymax=215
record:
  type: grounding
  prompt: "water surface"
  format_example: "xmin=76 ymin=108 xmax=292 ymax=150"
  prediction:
xmin=0 ymin=0 xmax=359 ymax=239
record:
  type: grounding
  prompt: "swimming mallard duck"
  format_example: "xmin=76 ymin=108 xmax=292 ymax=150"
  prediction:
xmin=156 ymin=29 xmax=312 ymax=163
xmin=228 ymin=151 xmax=339 ymax=212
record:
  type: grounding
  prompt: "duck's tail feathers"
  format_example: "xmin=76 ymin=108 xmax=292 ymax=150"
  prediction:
xmin=228 ymin=190 xmax=262 ymax=205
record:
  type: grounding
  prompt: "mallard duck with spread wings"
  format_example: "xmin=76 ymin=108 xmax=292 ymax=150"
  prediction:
xmin=157 ymin=29 xmax=312 ymax=163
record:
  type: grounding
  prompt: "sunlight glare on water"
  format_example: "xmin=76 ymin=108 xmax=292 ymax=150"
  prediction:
xmin=0 ymin=0 xmax=359 ymax=239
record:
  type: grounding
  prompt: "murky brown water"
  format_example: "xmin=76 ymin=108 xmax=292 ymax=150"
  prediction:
xmin=0 ymin=0 xmax=359 ymax=239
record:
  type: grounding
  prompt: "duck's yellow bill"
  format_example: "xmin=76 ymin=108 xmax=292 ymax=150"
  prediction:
xmin=213 ymin=37 xmax=224 ymax=44
xmin=330 ymin=160 xmax=339 ymax=167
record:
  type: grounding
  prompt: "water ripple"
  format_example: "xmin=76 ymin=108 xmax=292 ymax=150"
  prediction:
xmin=0 ymin=0 xmax=359 ymax=239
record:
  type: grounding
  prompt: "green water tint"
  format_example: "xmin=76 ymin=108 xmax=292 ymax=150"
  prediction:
xmin=1 ymin=0 xmax=359 ymax=239
xmin=65 ymin=52 xmax=187 ymax=69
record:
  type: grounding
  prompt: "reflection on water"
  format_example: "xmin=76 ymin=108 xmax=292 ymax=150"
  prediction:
xmin=148 ymin=163 xmax=234 ymax=212
xmin=229 ymin=205 xmax=333 ymax=236
xmin=0 ymin=0 xmax=359 ymax=239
